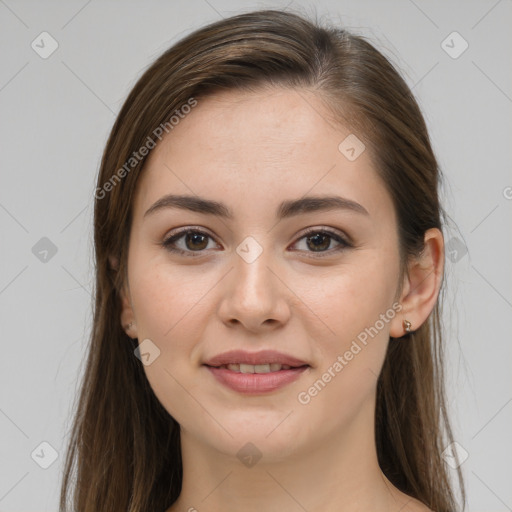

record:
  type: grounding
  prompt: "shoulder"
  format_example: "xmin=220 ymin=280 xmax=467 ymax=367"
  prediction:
xmin=399 ymin=497 xmax=433 ymax=512
xmin=388 ymin=488 xmax=433 ymax=512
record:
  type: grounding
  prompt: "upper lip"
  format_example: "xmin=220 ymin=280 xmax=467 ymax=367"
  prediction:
xmin=203 ymin=350 xmax=310 ymax=367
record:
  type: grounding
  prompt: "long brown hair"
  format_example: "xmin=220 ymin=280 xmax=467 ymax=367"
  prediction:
xmin=60 ymin=9 xmax=465 ymax=511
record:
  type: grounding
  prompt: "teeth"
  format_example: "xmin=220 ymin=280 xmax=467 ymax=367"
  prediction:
xmin=240 ymin=364 xmax=260 ymax=374
xmin=254 ymin=364 xmax=271 ymax=373
xmin=221 ymin=363 xmax=294 ymax=373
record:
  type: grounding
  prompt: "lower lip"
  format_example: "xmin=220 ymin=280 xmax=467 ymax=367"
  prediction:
xmin=205 ymin=365 xmax=309 ymax=394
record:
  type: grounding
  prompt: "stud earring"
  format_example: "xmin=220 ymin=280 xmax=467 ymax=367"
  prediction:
xmin=125 ymin=321 xmax=135 ymax=330
xmin=403 ymin=319 xmax=412 ymax=333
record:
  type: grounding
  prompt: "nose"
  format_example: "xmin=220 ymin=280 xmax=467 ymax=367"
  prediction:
xmin=217 ymin=246 xmax=292 ymax=333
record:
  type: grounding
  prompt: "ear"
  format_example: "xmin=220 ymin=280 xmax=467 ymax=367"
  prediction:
xmin=389 ymin=228 xmax=444 ymax=337
xmin=108 ymin=255 xmax=119 ymax=271
xmin=109 ymin=254 xmax=138 ymax=339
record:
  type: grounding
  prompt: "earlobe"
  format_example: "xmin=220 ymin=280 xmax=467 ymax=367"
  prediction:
xmin=108 ymin=254 xmax=138 ymax=338
xmin=389 ymin=228 xmax=444 ymax=338
xmin=108 ymin=255 xmax=119 ymax=271
xmin=119 ymin=281 xmax=138 ymax=339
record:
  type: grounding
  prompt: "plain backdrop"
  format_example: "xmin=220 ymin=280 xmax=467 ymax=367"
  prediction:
xmin=0 ymin=0 xmax=511 ymax=510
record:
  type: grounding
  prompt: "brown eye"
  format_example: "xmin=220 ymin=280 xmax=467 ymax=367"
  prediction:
xmin=162 ymin=229 xmax=217 ymax=256
xmin=305 ymin=232 xmax=331 ymax=252
xmin=292 ymin=228 xmax=351 ymax=257
xmin=162 ymin=227 xmax=351 ymax=258
xmin=183 ymin=232 xmax=209 ymax=251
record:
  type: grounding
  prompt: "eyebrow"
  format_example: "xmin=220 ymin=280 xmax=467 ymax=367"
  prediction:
xmin=143 ymin=194 xmax=369 ymax=219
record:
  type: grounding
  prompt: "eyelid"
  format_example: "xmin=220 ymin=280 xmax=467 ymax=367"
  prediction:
xmin=294 ymin=225 xmax=352 ymax=245
xmin=164 ymin=225 xmax=216 ymax=239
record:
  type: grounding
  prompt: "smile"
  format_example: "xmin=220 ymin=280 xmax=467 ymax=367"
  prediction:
xmin=212 ymin=363 xmax=297 ymax=373
xmin=205 ymin=364 xmax=309 ymax=394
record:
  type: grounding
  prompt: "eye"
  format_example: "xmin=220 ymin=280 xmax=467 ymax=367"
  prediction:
xmin=291 ymin=228 xmax=352 ymax=257
xmin=161 ymin=227 xmax=352 ymax=258
xmin=162 ymin=228 xmax=219 ymax=257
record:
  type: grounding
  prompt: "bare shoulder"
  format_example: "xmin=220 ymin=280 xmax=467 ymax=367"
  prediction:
xmin=398 ymin=496 xmax=433 ymax=512
xmin=388 ymin=486 xmax=433 ymax=512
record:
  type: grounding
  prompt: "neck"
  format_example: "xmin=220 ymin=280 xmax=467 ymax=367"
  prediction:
xmin=167 ymin=398 xmax=413 ymax=512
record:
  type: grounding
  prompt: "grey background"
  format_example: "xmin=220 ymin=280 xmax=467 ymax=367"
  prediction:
xmin=0 ymin=0 xmax=511 ymax=510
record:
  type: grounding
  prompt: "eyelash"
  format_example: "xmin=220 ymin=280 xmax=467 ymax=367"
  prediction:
xmin=161 ymin=227 xmax=352 ymax=258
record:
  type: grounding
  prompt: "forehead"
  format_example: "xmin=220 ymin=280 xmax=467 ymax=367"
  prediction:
xmin=133 ymin=87 xmax=394 ymax=222
xmin=157 ymin=87 xmax=347 ymax=160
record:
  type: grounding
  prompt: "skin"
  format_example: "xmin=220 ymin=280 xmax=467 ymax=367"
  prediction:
xmin=117 ymin=87 xmax=443 ymax=512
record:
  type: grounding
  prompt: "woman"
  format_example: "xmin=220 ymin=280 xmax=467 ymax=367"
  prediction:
xmin=60 ymin=9 xmax=465 ymax=512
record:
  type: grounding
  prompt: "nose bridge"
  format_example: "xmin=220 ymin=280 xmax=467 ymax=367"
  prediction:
xmin=234 ymin=234 xmax=277 ymax=307
xmin=218 ymin=234 xmax=290 ymax=330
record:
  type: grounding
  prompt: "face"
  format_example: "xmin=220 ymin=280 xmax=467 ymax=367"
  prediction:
xmin=121 ymin=87 xmax=405 ymax=460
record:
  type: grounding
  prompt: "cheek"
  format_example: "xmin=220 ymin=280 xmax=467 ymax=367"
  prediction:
xmin=128 ymin=260 xmax=213 ymax=420
xmin=295 ymin=277 xmax=395 ymax=433
xmin=130 ymin=256 xmax=211 ymax=341
xmin=303 ymin=254 xmax=399 ymax=392
xmin=308 ymin=255 xmax=399 ymax=338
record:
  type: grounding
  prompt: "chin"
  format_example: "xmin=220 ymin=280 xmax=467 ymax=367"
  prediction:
xmin=184 ymin=409 xmax=309 ymax=461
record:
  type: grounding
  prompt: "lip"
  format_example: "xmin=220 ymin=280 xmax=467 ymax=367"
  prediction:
xmin=205 ymin=365 xmax=310 ymax=394
xmin=203 ymin=349 xmax=309 ymax=367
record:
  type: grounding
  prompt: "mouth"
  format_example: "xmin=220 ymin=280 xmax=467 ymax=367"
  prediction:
xmin=203 ymin=362 xmax=310 ymax=394
xmin=203 ymin=349 xmax=310 ymax=369
xmin=202 ymin=350 xmax=311 ymax=393
xmin=205 ymin=363 xmax=309 ymax=373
